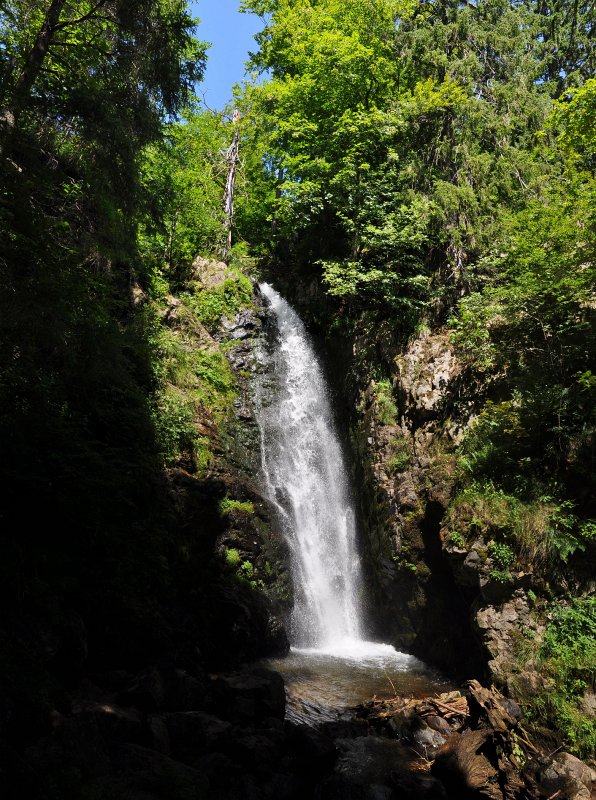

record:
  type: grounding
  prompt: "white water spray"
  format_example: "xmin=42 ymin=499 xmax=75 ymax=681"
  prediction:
xmin=254 ymin=284 xmax=438 ymax=694
xmin=254 ymin=283 xmax=363 ymax=649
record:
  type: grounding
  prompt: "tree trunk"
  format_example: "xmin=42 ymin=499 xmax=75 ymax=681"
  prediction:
xmin=0 ymin=0 xmax=67 ymax=155
xmin=222 ymin=123 xmax=240 ymax=260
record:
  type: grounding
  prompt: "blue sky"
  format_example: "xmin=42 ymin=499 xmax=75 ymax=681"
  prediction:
xmin=189 ymin=1 xmax=264 ymax=110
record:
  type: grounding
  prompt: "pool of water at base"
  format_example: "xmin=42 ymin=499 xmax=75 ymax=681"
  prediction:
xmin=264 ymin=638 xmax=454 ymax=726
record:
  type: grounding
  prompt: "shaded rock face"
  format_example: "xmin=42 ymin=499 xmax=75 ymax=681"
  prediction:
xmin=473 ymin=592 xmax=546 ymax=693
xmin=338 ymin=325 xmax=550 ymax=695
xmin=346 ymin=329 xmax=484 ymax=678
xmin=0 ymin=268 xmax=295 ymax=797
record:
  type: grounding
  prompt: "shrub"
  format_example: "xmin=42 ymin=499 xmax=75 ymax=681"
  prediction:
xmin=374 ymin=379 xmax=398 ymax=425
xmin=387 ymin=435 xmax=411 ymax=472
xmin=241 ymin=560 xmax=254 ymax=577
xmin=187 ymin=274 xmax=253 ymax=331
xmin=219 ymin=497 xmax=255 ymax=515
xmin=527 ymin=597 xmax=596 ymax=759
xmin=448 ymin=531 xmax=466 ymax=548
xmin=150 ymin=303 xmax=238 ymax=469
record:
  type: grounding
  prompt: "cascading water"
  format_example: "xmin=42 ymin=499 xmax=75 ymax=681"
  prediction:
xmin=254 ymin=283 xmax=447 ymax=714
xmin=254 ymin=282 xmax=362 ymax=649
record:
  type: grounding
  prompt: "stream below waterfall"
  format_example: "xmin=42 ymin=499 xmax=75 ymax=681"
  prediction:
xmin=253 ymin=284 xmax=450 ymax=723
xmin=266 ymin=646 xmax=451 ymax=726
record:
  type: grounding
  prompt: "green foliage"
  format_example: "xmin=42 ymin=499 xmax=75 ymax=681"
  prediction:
xmin=554 ymin=78 xmax=596 ymax=162
xmin=447 ymin=479 xmax=595 ymax=579
xmin=448 ymin=531 xmax=466 ymax=549
xmin=386 ymin=435 xmax=411 ymax=473
xmin=547 ymin=505 xmax=596 ymax=563
xmin=241 ymin=560 xmax=254 ymax=577
xmin=149 ymin=307 xmax=238 ymax=468
xmin=225 ymin=548 xmax=241 ymax=568
xmin=527 ymin=598 xmax=596 ymax=759
xmin=488 ymin=541 xmax=515 ymax=569
xmin=239 ymin=0 xmax=556 ymax=320
xmin=219 ymin=498 xmax=255 ymax=515
xmin=451 ymin=177 xmax=596 ymax=506
xmin=488 ymin=540 xmax=514 ymax=582
xmin=387 ymin=450 xmax=411 ymax=474
xmin=138 ymin=109 xmax=230 ymax=279
xmin=152 ymin=385 xmax=198 ymax=464
xmin=187 ymin=274 xmax=254 ymax=331
xmin=374 ymin=380 xmax=398 ymax=426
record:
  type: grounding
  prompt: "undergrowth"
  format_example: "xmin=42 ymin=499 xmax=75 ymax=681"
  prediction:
xmin=148 ymin=276 xmax=249 ymax=470
xmin=186 ymin=273 xmax=253 ymax=331
xmin=444 ymin=483 xmax=594 ymax=573
xmin=374 ymin=379 xmax=398 ymax=426
xmin=526 ymin=597 xmax=596 ymax=759
xmin=219 ymin=497 xmax=255 ymax=515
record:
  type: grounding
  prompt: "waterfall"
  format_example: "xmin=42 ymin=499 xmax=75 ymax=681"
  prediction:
xmin=254 ymin=283 xmax=364 ymax=650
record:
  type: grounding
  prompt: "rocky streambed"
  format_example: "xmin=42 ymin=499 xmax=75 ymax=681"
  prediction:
xmin=11 ymin=655 xmax=591 ymax=800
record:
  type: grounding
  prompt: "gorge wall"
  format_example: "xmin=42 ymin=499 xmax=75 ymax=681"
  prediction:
xmin=267 ymin=268 xmax=594 ymax=764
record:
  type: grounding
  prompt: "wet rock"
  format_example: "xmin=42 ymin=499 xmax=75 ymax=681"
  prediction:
xmin=234 ymin=730 xmax=281 ymax=768
xmin=222 ymin=308 xmax=262 ymax=341
xmin=538 ymin=752 xmax=596 ymax=800
xmin=318 ymin=736 xmax=438 ymax=800
xmin=285 ymin=721 xmax=336 ymax=768
xmin=157 ymin=711 xmax=232 ymax=764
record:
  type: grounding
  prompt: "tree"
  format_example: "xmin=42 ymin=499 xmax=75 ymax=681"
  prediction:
xmin=239 ymin=0 xmax=552 ymax=321
xmin=138 ymin=107 xmax=231 ymax=280
xmin=0 ymin=1 xmax=206 ymax=604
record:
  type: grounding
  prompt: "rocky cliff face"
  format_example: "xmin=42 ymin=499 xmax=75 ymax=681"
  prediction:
xmin=345 ymin=326 xmax=547 ymax=693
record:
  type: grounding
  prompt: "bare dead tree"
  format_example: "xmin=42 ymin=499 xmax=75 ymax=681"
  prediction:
xmin=222 ymin=110 xmax=241 ymax=260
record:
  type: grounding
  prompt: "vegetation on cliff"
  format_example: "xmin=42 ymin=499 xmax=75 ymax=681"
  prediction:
xmin=0 ymin=0 xmax=594 ymax=782
xmin=233 ymin=0 xmax=595 ymax=758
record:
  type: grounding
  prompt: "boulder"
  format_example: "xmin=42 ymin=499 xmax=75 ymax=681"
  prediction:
xmin=190 ymin=257 xmax=229 ymax=288
xmin=538 ymin=752 xmax=596 ymax=800
xmin=112 ymin=743 xmax=211 ymax=800
xmin=318 ymin=736 xmax=446 ymax=800
xmin=117 ymin=667 xmax=165 ymax=712
xmin=156 ymin=711 xmax=231 ymax=764
xmin=213 ymin=668 xmax=286 ymax=723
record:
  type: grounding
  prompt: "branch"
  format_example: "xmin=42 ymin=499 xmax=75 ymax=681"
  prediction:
xmin=54 ymin=0 xmax=110 ymax=32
